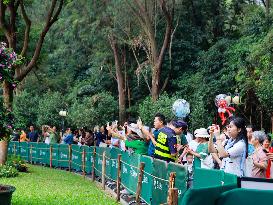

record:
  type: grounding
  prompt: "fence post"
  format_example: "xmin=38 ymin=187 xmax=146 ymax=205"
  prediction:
xmin=167 ymin=172 xmax=177 ymax=205
xmin=116 ymin=154 xmax=121 ymax=202
xmin=169 ymin=172 xmax=176 ymax=189
xmin=13 ymin=143 xmax=16 ymax=156
xmin=50 ymin=145 xmax=53 ymax=168
xmin=92 ymin=147 xmax=96 ymax=181
xmin=69 ymin=145 xmax=72 ymax=172
xmin=136 ymin=162 xmax=145 ymax=205
xmin=102 ymin=151 xmax=106 ymax=190
xmin=167 ymin=188 xmax=178 ymax=205
xmin=30 ymin=145 xmax=33 ymax=164
xmin=82 ymin=148 xmax=86 ymax=178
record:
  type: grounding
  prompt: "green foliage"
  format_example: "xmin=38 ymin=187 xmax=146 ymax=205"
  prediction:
xmin=1 ymin=164 xmax=119 ymax=204
xmin=0 ymin=100 xmax=14 ymax=141
xmin=190 ymin=93 xmax=213 ymax=131
xmin=68 ymin=92 xmax=118 ymax=128
xmin=6 ymin=156 xmax=28 ymax=172
xmin=138 ymin=93 xmax=176 ymax=125
xmin=0 ymin=165 xmax=18 ymax=178
xmin=36 ymin=92 xmax=66 ymax=127
xmin=13 ymin=91 xmax=39 ymax=129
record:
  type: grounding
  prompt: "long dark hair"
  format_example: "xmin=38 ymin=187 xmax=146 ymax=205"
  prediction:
xmin=229 ymin=117 xmax=248 ymax=157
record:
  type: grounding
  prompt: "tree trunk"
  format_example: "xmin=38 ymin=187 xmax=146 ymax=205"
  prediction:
xmin=266 ymin=0 xmax=270 ymax=16
xmin=0 ymin=141 xmax=8 ymax=165
xmin=152 ymin=64 xmax=160 ymax=101
xmin=2 ymin=80 xmax=13 ymax=110
xmin=129 ymin=0 xmax=173 ymax=102
xmin=109 ymin=37 xmax=126 ymax=124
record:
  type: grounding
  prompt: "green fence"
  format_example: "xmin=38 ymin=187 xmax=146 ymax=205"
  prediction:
xmin=59 ymin=144 xmax=70 ymax=168
xmin=71 ymin=144 xmax=82 ymax=171
xmin=7 ymin=142 xmax=239 ymax=205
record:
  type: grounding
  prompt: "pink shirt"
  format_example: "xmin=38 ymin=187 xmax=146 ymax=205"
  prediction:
xmin=252 ymin=147 xmax=268 ymax=178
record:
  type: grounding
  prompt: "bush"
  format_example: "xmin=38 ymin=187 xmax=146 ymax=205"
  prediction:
xmin=6 ymin=156 xmax=28 ymax=172
xmin=0 ymin=165 xmax=18 ymax=178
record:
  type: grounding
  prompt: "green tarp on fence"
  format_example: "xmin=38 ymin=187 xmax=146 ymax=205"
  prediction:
xmin=83 ymin=146 xmax=93 ymax=174
xmin=8 ymin=141 xmax=14 ymax=155
xmin=29 ymin=142 xmax=38 ymax=163
xmin=7 ymin=142 xmax=240 ymax=205
xmin=59 ymin=144 xmax=70 ymax=168
xmin=193 ymin=168 xmax=225 ymax=188
xmin=167 ymin=162 xmax=187 ymax=204
xmin=110 ymin=147 xmax=122 ymax=181
xmin=71 ymin=145 xmax=82 ymax=171
xmin=38 ymin=143 xmax=49 ymax=164
xmin=151 ymin=159 xmax=168 ymax=205
xmin=51 ymin=144 xmax=59 ymax=167
xmin=140 ymin=155 xmax=153 ymax=205
xmin=95 ymin=147 xmax=105 ymax=178
xmin=105 ymin=148 xmax=112 ymax=179
xmin=121 ymin=152 xmax=140 ymax=194
xmin=9 ymin=141 xmax=20 ymax=156
xmin=19 ymin=142 xmax=29 ymax=161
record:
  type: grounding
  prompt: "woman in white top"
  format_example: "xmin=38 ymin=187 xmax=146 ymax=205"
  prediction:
xmin=208 ymin=117 xmax=248 ymax=176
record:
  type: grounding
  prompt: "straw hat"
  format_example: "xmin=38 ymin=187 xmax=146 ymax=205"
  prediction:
xmin=194 ymin=128 xmax=210 ymax=138
xmin=127 ymin=123 xmax=143 ymax=138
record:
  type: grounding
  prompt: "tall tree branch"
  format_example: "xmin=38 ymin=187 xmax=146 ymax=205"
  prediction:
xmin=20 ymin=0 xmax=32 ymax=56
xmin=0 ymin=1 xmax=9 ymax=37
xmin=16 ymin=0 xmax=64 ymax=82
xmin=157 ymin=0 xmax=173 ymax=68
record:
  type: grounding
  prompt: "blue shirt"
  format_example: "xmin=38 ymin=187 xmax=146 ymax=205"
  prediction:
xmin=147 ymin=129 xmax=160 ymax=157
xmin=248 ymin=144 xmax=255 ymax=156
xmin=64 ymin=134 xmax=74 ymax=145
xmin=27 ymin=131 xmax=39 ymax=142
xmin=95 ymin=132 xmax=106 ymax=146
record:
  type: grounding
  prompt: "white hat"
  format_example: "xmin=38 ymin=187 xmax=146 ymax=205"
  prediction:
xmin=127 ymin=123 xmax=143 ymax=138
xmin=194 ymin=128 xmax=210 ymax=138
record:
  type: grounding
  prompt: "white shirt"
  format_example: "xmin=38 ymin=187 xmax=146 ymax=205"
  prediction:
xmin=189 ymin=140 xmax=199 ymax=152
xmin=186 ymin=132 xmax=193 ymax=144
xmin=221 ymin=139 xmax=246 ymax=176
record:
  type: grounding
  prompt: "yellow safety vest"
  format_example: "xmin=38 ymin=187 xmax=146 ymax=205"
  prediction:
xmin=154 ymin=132 xmax=176 ymax=162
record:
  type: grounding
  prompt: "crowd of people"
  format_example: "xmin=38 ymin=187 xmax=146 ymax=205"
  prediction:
xmin=11 ymin=114 xmax=273 ymax=182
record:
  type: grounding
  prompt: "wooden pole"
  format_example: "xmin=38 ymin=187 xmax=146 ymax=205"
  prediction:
xmin=50 ymin=145 xmax=53 ymax=168
xmin=102 ymin=151 xmax=106 ymax=190
xmin=69 ymin=145 xmax=72 ymax=172
xmin=30 ymin=145 xmax=33 ymax=164
xmin=13 ymin=143 xmax=16 ymax=156
xmin=167 ymin=188 xmax=178 ymax=205
xmin=136 ymin=162 xmax=145 ymax=205
xmin=82 ymin=148 xmax=86 ymax=178
xmin=169 ymin=172 xmax=176 ymax=189
xmin=167 ymin=172 xmax=176 ymax=204
xmin=116 ymin=154 xmax=121 ymax=202
xmin=92 ymin=147 xmax=96 ymax=181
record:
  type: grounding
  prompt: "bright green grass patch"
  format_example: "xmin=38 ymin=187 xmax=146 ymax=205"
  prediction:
xmin=0 ymin=164 xmax=119 ymax=205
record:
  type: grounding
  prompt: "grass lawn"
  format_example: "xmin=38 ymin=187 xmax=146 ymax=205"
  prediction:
xmin=0 ymin=164 xmax=120 ymax=205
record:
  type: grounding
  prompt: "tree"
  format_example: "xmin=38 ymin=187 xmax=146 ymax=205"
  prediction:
xmin=126 ymin=0 xmax=174 ymax=101
xmin=0 ymin=0 xmax=64 ymax=109
xmin=109 ymin=35 xmax=126 ymax=123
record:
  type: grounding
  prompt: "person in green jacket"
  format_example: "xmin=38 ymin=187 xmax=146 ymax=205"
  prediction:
xmin=49 ymin=126 xmax=59 ymax=144
xmin=107 ymin=122 xmax=148 ymax=155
